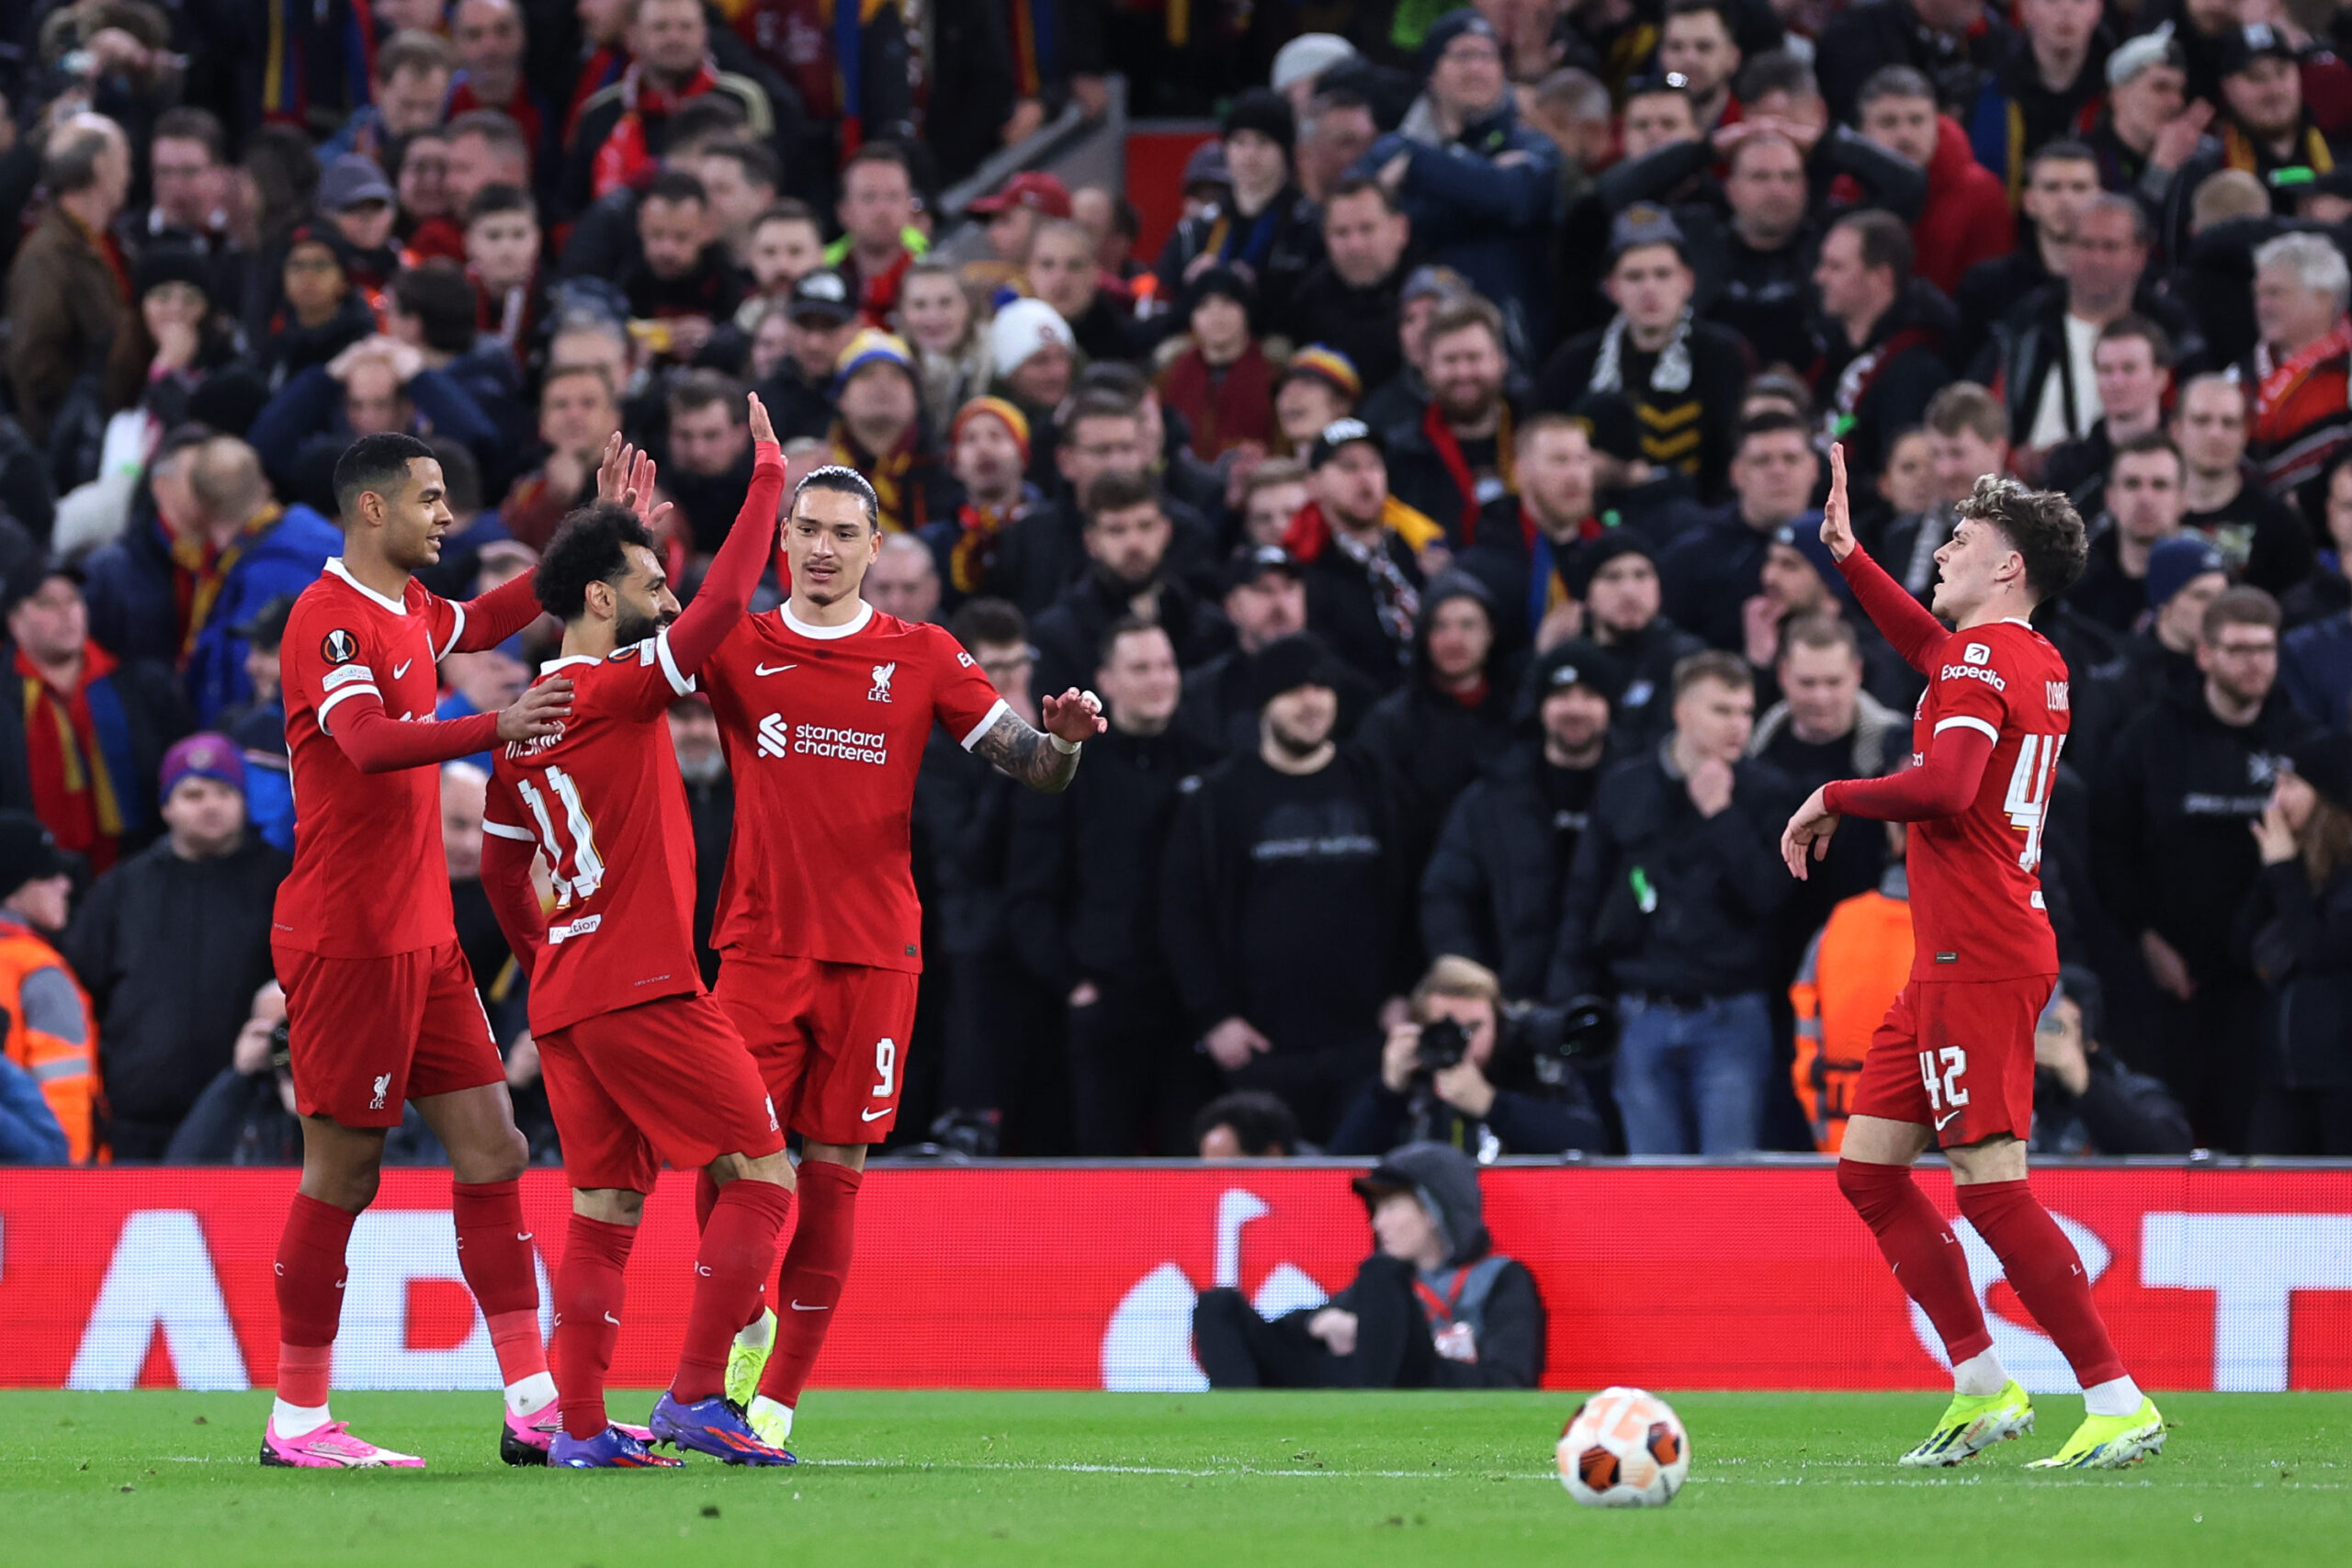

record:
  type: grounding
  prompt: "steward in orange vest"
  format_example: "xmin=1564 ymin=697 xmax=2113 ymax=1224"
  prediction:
xmin=1789 ymin=855 xmax=1914 ymax=1154
xmin=0 ymin=812 xmax=97 ymax=1160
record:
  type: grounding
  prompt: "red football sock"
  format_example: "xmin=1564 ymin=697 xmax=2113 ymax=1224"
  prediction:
xmin=695 ymin=1167 xmax=721 ymax=1232
xmin=1956 ymin=1179 xmax=2127 ymax=1389
xmin=756 ymin=1161 xmax=861 ymax=1408
xmin=452 ymin=1179 xmax=548 ymax=1385
xmin=553 ymin=1215 xmax=636 ymax=1440
xmin=673 ymin=1179 xmax=797 ymax=1403
xmin=1838 ymin=1159 xmax=1993 ymax=1365
xmin=274 ymin=1192 xmax=357 ymax=1406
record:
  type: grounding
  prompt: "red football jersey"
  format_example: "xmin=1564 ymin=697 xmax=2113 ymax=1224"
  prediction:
xmin=702 ymin=601 xmax=1009 ymax=971
xmin=1901 ymin=617 xmax=2070 ymax=983
xmin=274 ymin=560 xmax=469 ymax=959
xmin=481 ymin=631 xmax=704 ymax=1032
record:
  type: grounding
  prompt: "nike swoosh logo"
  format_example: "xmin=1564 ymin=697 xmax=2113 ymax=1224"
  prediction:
xmin=860 ymin=1107 xmax=891 ymax=1121
xmin=516 ymin=1232 xmax=533 ymax=1242
xmin=604 ymin=1312 xmax=622 ymax=1325
xmin=392 ymin=660 xmax=413 ymax=679
xmin=754 ymin=662 xmax=797 ymax=676
xmin=789 ymin=1302 xmax=828 ymax=1312
xmin=1934 ymin=1111 xmax=1962 ymax=1132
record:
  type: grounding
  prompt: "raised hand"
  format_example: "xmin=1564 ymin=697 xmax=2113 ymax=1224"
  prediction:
xmin=1821 ymin=442 xmax=1856 ymax=561
xmin=1040 ymin=687 xmax=1107 ymax=744
xmin=748 ymin=389 xmax=775 ymax=446
xmin=594 ymin=432 xmax=631 ymax=503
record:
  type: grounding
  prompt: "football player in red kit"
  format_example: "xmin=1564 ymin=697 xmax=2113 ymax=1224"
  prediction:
xmin=699 ymin=464 xmax=1105 ymax=1448
xmin=479 ymin=397 xmax=800 ymax=1468
xmin=1782 ymin=446 xmax=2164 ymax=1471
xmin=264 ymin=433 xmax=584 ymax=1469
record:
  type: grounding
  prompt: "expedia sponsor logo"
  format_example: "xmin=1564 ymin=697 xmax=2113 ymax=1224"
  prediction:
xmin=756 ymin=713 xmax=888 ymax=764
xmin=1941 ymin=663 xmax=2006 ymax=691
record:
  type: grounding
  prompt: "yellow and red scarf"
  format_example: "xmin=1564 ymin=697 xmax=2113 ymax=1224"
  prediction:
xmin=18 ymin=642 xmax=126 ymax=874
xmin=170 ymin=504 xmax=281 ymax=666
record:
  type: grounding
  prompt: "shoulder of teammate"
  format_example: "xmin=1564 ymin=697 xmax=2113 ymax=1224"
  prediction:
xmin=594 ymin=631 xmax=697 ymax=718
xmin=694 ymin=611 xmax=768 ymax=692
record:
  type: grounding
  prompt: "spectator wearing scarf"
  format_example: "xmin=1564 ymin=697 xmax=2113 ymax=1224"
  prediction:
xmin=829 ymin=330 xmax=950 ymax=533
xmin=924 ymin=397 xmax=1040 ymax=610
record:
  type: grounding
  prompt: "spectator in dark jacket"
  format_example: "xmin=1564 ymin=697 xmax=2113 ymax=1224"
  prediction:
xmin=2096 ymin=587 xmax=2312 ymax=1149
xmin=1329 ymin=957 xmax=1606 ymax=1156
xmin=1193 ymin=1141 xmax=1547 ymax=1388
xmin=1290 ymin=179 xmax=1415 ymax=392
xmin=6 ymin=117 xmax=133 ymax=453
xmin=1353 ymin=573 xmax=1517 ymax=876
xmin=1030 ymin=472 xmax=1231 ymax=701
xmin=1154 ymin=90 xmax=1326 ymax=342
xmin=1008 ymin=620 xmax=1223 ymax=1155
xmin=2030 ymin=967 xmax=2196 ymax=1156
xmin=1660 ymin=411 xmax=1823 ymax=651
xmin=0 ymin=565 xmax=189 ymax=875
xmin=245 ymin=336 xmax=504 ymax=513
xmin=63 ymin=735 xmax=290 ymax=1160
xmin=1161 ymin=635 xmax=1419 ymax=1140
xmin=1817 ymin=0 xmax=2011 ymax=127
xmin=1808 ymin=208 xmax=1957 ymax=486
xmin=1550 ymin=651 xmax=1801 ymax=1153
xmin=1384 ymin=296 xmax=1526 ymax=544
xmin=1422 ymin=638 xmax=1618 ymax=998
xmin=1571 ymin=534 xmax=1707 ymax=750
xmin=81 ymin=435 xmax=341 ymax=727
xmin=2238 ymin=731 xmax=2352 ymax=1155
xmin=1182 ymin=547 xmax=1315 ymax=758
xmin=1353 ymin=11 xmax=1563 ymax=352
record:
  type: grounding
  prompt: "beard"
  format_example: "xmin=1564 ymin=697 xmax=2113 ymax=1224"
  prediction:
xmin=1092 ymin=558 xmax=1161 ymax=599
xmin=1436 ymin=385 xmax=1498 ymax=427
xmin=614 ymin=603 xmax=671 ymax=649
xmin=1266 ymin=714 xmax=1332 ymax=758
xmin=675 ymin=748 xmax=727 ymax=785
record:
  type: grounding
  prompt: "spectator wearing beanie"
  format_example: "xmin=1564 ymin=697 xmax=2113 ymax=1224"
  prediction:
xmin=1351 ymin=11 xmax=1563 ymax=354
xmin=1273 ymin=346 xmax=1363 ymax=458
xmin=102 ymin=243 xmax=252 ymax=434
xmin=1154 ymin=89 xmax=1326 ymax=341
xmin=1570 ymin=531 xmax=1706 ymax=752
xmin=1421 ymin=637 xmax=1622 ymax=998
xmin=2241 ymin=730 xmax=2352 ymax=1154
xmin=1159 ymin=267 xmax=1276 ymax=462
xmin=2095 ymin=585 xmax=2313 ymax=1150
xmin=64 ymin=733 xmax=288 ymax=1162
xmin=1353 ymin=572 xmax=1519 ymax=880
xmin=1179 ymin=545 xmax=1381 ymax=760
xmin=0 ymin=562 xmax=189 ymax=875
xmin=0 ymin=813 xmax=96 ymax=1161
xmin=2073 ymin=536 xmax=2225 ymax=769
xmin=1160 ymin=632 xmax=1419 ymax=1142
xmin=830 ymin=329 xmax=951 ymax=533
xmin=1285 ymin=419 xmax=1446 ymax=693
xmin=990 ymin=298 xmax=1081 ymax=487
xmin=922 ymin=398 xmax=1043 ymax=613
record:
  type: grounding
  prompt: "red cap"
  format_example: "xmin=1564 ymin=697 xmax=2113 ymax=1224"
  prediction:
xmin=969 ymin=171 xmax=1073 ymax=219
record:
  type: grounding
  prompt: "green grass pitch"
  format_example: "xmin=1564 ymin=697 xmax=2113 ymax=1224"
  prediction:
xmin=2 ymin=1391 xmax=2346 ymax=1567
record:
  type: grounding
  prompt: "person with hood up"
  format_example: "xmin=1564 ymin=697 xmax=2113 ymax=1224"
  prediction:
xmin=1192 ymin=1140 xmax=1547 ymax=1387
xmin=1352 ymin=11 xmax=1563 ymax=354
xmin=1351 ymin=571 xmax=1518 ymax=874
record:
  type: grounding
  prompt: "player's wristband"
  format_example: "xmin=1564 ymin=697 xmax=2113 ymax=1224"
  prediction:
xmin=1048 ymin=733 xmax=1082 ymax=755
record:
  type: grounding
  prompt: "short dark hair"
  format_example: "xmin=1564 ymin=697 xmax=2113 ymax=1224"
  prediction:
xmin=537 ymin=502 xmax=658 ymax=622
xmin=1190 ymin=1090 xmax=1300 ymax=1157
xmin=1736 ymin=407 xmax=1813 ymax=449
xmin=791 ymin=465 xmax=882 ymax=532
xmin=1736 ymin=50 xmax=1817 ymax=102
xmin=752 ymin=198 xmax=819 ymax=231
xmin=332 ymin=432 xmax=436 ymax=521
xmin=2029 ymin=138 xmax=2098 ymax=176
xmin=1780 ymin=611 xmax=1858 ymax=660
xmin=375 ymin=28 xmax=455 ymax=82
xmin=1082 ymin=469 xmax=1160 ymax=523
xmin=1954 ymin=475 xmax=2088 ymax=603
xmin=667 ymin=95 xmax=749 ymax=148
xmin=700 ymin=136 xmax=783 ymax=193
xmin=1061 ymin=389 xmax=1143 ymax=435
xmin=668 ymin=368 xmax=745 ymax=422
xmin=643 ymin=168 xmax=708 ymax=209
xmin=447 ymin=108 xmax=527 ymax=157
xmin=1324 ymin=175 xmax=1398 ymax=214
xmin=2098 ymin=312 xmax=2175 ymax=367
xmin=425 ymin=436 xmax=483 ymax=514
xmin=1672 ymin=649 xmax=1753 ymax=700
xmin=2108 ymin=428 xmax=2184 ymax=479
xmin=1835 ymin=209 xmax=1915 ymax=286
xmin=389 ymin=262 xmax=479 ymax=355
xmin=153 ymin=107 xmax=227 ymax=164
xmin=2202 ymin=585 xmax=2281 ymax=641
xmin=1857 ymin=64 xmax=1935 ymax=108
xmin=465 ymin=182 xmax=537 ymax=226
xmin=948 ymin=596 xmax=1027 ymax=654
xmin=1663 ymin=0 xmax=1736 ymax=29
xmin=1098 ymin=613 xmax=1170 ymax=669
xmin=845 ymin=141 xmax=912 ymax=180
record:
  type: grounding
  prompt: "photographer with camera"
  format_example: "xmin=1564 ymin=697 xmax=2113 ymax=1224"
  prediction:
xmin=1328 ymin=957 xmax=1608 ymax=1157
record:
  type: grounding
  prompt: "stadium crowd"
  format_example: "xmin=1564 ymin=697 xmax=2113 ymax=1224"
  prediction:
xmin=0 ymin=0 xmax=2349 ymax=1168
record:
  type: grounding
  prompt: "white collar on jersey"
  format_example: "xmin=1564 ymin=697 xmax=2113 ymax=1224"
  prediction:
xmin=780 ymin=600 xmax=875 ymax=640
xmin=541 ymin=654 xmax=603 ymax=673
xmin=323 ymin=558 xmax=408 ymax=615
xmin=2000 ymin=617 xmax=2035 ymax=629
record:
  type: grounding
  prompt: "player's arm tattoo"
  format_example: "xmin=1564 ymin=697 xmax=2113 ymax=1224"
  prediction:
xmin=971 ymin=706 xmax=1082 ymax=793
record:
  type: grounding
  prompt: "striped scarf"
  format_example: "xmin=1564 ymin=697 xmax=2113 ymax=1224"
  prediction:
xmin=830 ymin=423 xmax=923 ymax=533
xmin=169 ymin=504 xmax=281 ymax=667
xmin=17 ymin=643 xmax=132 ymax=874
